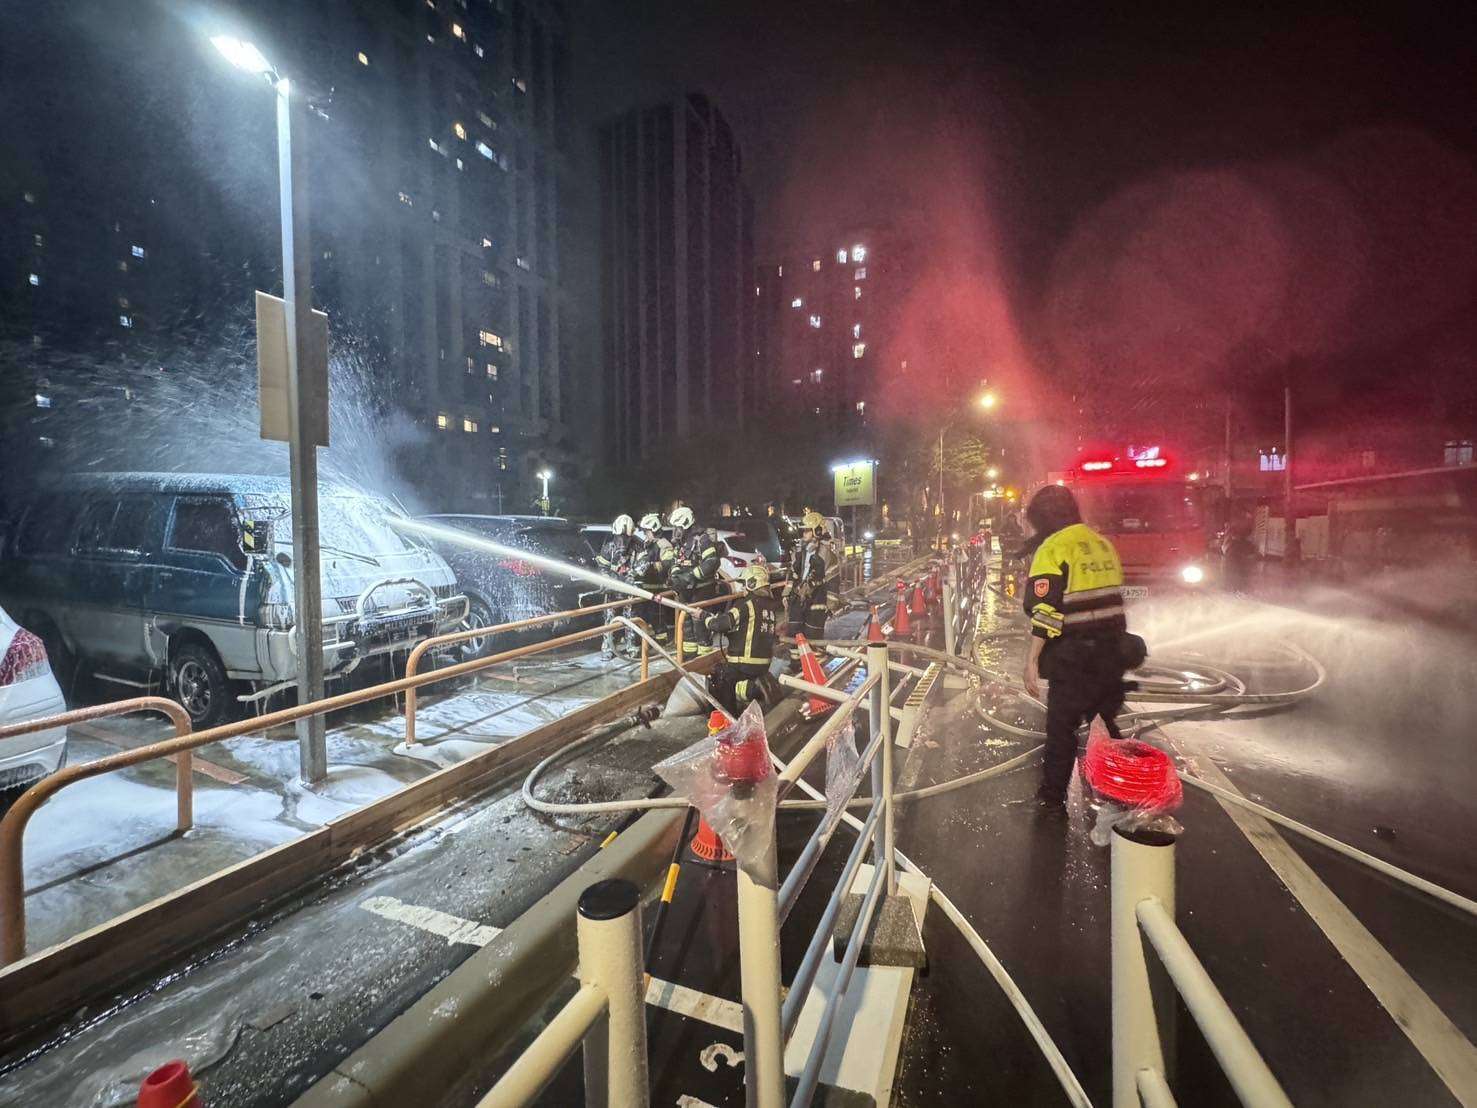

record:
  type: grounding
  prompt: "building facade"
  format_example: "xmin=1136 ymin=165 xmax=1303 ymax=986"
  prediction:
xmin=0 ymin=0 xmax=591 ymax=514
xmin=599 ymin=93 xmax=755 ymax=465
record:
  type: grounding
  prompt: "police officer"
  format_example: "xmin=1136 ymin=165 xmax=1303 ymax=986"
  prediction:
xmin=705 ymin=563 xmax=781 ymax=716
xmin=787 ymin=511 xmax=831 ymax=649
xmin=668 ymin=506 xmax=725 ymax=656
xmin=632 ymin=513 xmax=674 ymax=642
xmin=595 ymin=514 xmax=640 ymax=659
xmin=1020 ymin=484 xmax=1143 ymax=808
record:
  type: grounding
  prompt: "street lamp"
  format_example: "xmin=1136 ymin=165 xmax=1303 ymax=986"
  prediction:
xmin=211 ymin=33 xmax=327 ymax=783
xmin=538 ymin=469 xmax=553 ymax=514
xmin=986 ymin=466 xmax=999 ymax=480
xmin=978 ymin=391 xmax=998 ymax=410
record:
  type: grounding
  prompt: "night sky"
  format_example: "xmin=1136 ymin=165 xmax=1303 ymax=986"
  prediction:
xmin=579 ymin=0 xmax=1477 ymax=437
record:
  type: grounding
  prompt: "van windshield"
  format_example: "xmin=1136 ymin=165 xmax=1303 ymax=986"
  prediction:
xmin=266 ymin=496 xmax=422 ymax=557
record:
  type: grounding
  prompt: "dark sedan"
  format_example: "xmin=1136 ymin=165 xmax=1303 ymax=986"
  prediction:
xmin=416 ymin=515 xmax=608 ymax=656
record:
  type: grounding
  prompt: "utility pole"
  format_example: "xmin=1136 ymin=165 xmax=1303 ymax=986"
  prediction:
xmin=1282 ymin=385 xmax=1294 ymax=553
xmin=938 ymin=427 xmax=945 ymax=538
xmin=278 ymin=82 xmax=327 ymax=783
xmin=1223 ymin=402 xmax=1233 ymax=503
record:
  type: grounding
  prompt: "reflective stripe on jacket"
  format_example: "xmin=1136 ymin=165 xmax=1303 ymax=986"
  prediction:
xmin=1023 ymin=522 xmax=1126 ymax=640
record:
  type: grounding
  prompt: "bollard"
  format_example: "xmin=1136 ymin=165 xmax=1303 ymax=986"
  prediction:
xmin=577 ymin=879 xmax=649 ymax=1108
xmin=868 ymin=640 xmax=896 ymax=895
xmin=1111 ymin=826 xmax=1177 ymax=1108
xmin=737 ymin=857 xmax=786 ymax=1108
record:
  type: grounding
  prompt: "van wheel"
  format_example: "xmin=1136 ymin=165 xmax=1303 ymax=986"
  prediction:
xmin=171 ymin=641 xmax=230 ymax=728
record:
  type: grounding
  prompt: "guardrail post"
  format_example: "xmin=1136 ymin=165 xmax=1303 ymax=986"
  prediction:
xmin=737 ymin=845 xmax=785 ymax=1107
xmin=942 ymin=564 xmax=958 ymax=658
xmin=1112 ymin=826 xmax=1177 ymax=1108
xmin=867 ymin=641 xmax=896 ymax=895
xmin=577 ymin=878 xmax=648 ymax=1108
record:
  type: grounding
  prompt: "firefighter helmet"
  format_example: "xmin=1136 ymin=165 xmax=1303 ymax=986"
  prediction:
xmin=802 ymin=510 xmax=826 ymax=534
xmin=638 ymin=512 xmax=663 ymax=532
xmin=669 ymin=506 xmax=695 ymax=530
xmin=742 ymin=563 xmax=770 ymax=591
xmin=612 ymin=514 xmax=635 ymax=536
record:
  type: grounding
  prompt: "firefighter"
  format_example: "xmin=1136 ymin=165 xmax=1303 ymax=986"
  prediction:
xmin=633 ymin=513 xmax=674 ymax=641
xmin=786 ymin=510 xmax=831 ymax=655
xmin=668 ymin=506 xmax=725 ymax=656
xmin=705 ymin=563 xmax=781 ymax=716
xmin=1020 ymin=484 xmax=1145 ymax=808
xmin=595 ymin=514 xmax=640 ymax=659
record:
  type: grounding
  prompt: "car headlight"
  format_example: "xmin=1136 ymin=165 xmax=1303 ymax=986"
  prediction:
xmin=1180 ymin=564 xmax=1205 ymax=585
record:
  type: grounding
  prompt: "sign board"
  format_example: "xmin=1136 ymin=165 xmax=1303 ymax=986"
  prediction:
xmin=256 ymin=290 xmax=329 ymax=446
xmin=833 ymin=461 xmax=875 ymax=508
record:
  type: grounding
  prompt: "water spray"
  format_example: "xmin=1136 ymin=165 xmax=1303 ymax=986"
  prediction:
xmin=387 ymin=515 xmax=706 ymax=617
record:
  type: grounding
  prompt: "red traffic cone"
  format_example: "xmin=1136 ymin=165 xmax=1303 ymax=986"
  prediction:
xmin=139 ymin=1061 xmax=200 ymax=1108
xmin=794 ymin=634 xmax=834 ymax=717
xmin=690 ymin=815 xmax=736 ymax=863
xmin=866 ymin=606 xmax=886 ymax=643
xmin=911 ymin=582 xmax=928 ymax=617
xmin=892 ymin=585 xmax=912 ymax=641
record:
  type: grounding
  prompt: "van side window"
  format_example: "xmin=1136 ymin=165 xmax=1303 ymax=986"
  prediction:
xmin=169 ymin=498 xmax=246 ymax=571
xmin=18 ymin=503 xmax=81 ymax=555
xmin=75 ymin=502 xmax=119 ymax=554
xmin=109 ymin=496 xmax=154 ymax=553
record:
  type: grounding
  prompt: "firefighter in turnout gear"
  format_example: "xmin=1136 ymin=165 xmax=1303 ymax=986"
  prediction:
xmin=786 ymin=511 xmax=832 ymax=664
xmin=1020 ymin=484 xmax=1144 ymax=808
xmin=668 ymin=506 xmax=725 ymax=656
xmin=705 ymin=563 xmax=781 ymax=716
xmin=632 ymin=513 xmax=674 ymax=641
xmin=596 ymin=514 xmax=641 ymax=659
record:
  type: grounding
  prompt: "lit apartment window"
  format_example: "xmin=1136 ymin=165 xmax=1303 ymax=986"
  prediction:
xmin=792 ymin=378 xmax=802 ymax=386
xmin=852 ymin=342 xmax=866 ymax=359
xmin=476 ymin=141 xmax=495 ymax=160
xmin=34 ymin=234 xmax=44 ymax=248
xmin=852 ymin=323 xmax=861 ymax=338
xmin=452 ymin=22 xmax=466 ymax=39
xmin=754 ymin=286 xmax=760 ymax=296
xmin=431 ymin=209 xmax=441 ymax=222
xmin=811 ymin=259 xmax=821 ymax=272
xmin=791 ymin=297 xmax=803 ymax=309
xmin=481 ymin=236 xmax=493 ymax=248
xmin=118 ymin=296 xmax=130 ymax=309
xmin=118 ymin=261 xmax=128 ymax=272
xmin=856 ymin=400 xmax=867 ymax=413
xmin=426 ymin=34 xmax=434 ymax=43
xmin=851 ymin=244 xmax=867 ymax=262
xmin=35 ymin=393 xmax=51 ymax=409
xmin=119 ymin=314 xmax=133 ymax=328
xmin=478 ymin=111 xmax=494 ymax=128
xmin=453 ymin=121 xmax=467 ymax=140
xmin=28 ymin=273 xmax=39 ymax=286
xmin=481 ymin=270 xmax=499 ymax=287
xmin=479 ymin=330 xmax=504 ymax=349
xmin=131 ymin=245 xmax=146 ymax=259
xmin=855 ymin=267 xmax=866 ymax=280
xmin=23 ymin=192 xmax=35 ymax=204
xmin=512 ymin=76 xmax=527 ymax=93
xmin=466 ymin=356 xmax=475 ymax=372
xmin=854 ymin=286 xmax=862 ymax=300
xmin=515 ymin=256 xmax=531 ymax=270
xmin=456 ymin=158 xmax=464 ymax=171
xmin=436 ymin=412 xmax=450 ymax=430
xmin=808 ymin=314 xmax=821 ymax=329
xmin=462 ymin=417 xmax=478 ymax=433
xmin=486 ymin=364 xmax=498 ymax=379
xmin=836 ymin=248 xmax=847 ymax=264
xmin=474 ymin=44 xmax=485 ymax=58
xmin=811 ymin=368 xmax=823 ymax=382
xmin=398 ymin=191 xmax=413 ymax=206
xmin=490 ymin=424 xmax=501 ymax=434
xmin=777 ymin=265 xmax=783 ymax=277
xmin=425 ymin=0 xmax=435 ymax=7
xmin=498 ymin=447 xmax=509 ymax=470
xmin=428 ymin=138 xmax=445 ymax=154
xmin=357 ymin=51 xmax=369 ymax=65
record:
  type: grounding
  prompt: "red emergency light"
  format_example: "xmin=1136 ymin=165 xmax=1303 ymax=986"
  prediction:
xmin=1071 ymin=449 xmax=1174 ymax=478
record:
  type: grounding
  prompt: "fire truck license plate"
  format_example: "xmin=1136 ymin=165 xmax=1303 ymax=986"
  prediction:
xmin=1122 ymin=586 xmax=1149 ymax=599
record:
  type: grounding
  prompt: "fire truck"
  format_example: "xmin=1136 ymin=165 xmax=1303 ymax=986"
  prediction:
xmin=1054 ymin=447 xmax=1212 ymax=596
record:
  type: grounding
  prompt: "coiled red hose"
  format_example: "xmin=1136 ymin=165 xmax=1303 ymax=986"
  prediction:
xmin=1082 ymin=738 xmax=1183 ymax=811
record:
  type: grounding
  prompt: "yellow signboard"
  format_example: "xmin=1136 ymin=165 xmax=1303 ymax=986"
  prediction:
xmin=833 ymin=461 xmax=875 ymax=508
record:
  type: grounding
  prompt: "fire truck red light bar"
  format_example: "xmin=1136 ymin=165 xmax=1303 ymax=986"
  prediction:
xmin=1081 ymin=461 xmax=1113 ymax=471
xmin=1135 ymin=458 xmax=1168 ymax=468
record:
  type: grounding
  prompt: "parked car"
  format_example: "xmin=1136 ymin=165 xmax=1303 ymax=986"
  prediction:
xmin=0 ymin=473 xmax=467 ymax=727
xmin=417 ymin=515 xmax=608 ymax=656
xmin=0 ymin=605 xmax=68 ymax=802
xmin=719 ymin=516 xmax=796 ymax=578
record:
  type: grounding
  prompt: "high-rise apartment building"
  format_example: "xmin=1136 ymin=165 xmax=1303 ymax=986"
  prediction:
xmin=0 ymin=0 xmax=590 ymax=512
xmin=598 ymin=93 xmax=755 ymax=465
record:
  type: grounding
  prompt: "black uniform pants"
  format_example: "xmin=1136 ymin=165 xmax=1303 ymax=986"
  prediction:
xmin=710 ymin=660 xmax=774 ymax=717
xmin=1040 ymin=637 xmax=1126 ymax=801
xmin=787 ymin=584 xmax=828 ymax=638
xmin=677 ymin=577 xmax=718 ymax=653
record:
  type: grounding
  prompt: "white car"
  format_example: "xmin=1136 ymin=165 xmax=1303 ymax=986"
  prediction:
xmin=0 ymin=605 xmax=68 ymax=798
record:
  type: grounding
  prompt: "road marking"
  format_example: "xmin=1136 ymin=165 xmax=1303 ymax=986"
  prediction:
xmin=71 ymin=721 xmax=248 ymax=784
xmin=1171 ymin=729 xmax=1477 ymax=1105
xmin=357 ymin=895 xmax=745 ymax=1033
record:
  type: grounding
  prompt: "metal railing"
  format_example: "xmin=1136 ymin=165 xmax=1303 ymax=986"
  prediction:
xmin=0 ymin=615 xmax=674 ymax=964
xmin=479 ymin=878 xmax=648 ymax=1108
xmin=1112 ymin=826 xmax=1292 ymax=1107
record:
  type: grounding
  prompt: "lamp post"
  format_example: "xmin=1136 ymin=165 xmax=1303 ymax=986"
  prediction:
xmin=538 ymin=469 xmax=553 ymax=515
xmin=211 ymin=35 xmax=326 ymax=783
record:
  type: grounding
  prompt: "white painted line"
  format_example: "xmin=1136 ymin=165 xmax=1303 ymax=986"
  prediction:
xmin=358 ymin=895 xmax=745 ymax=1035
xmin=359 ymin=895 xmax=501 ymax=947
xmin=1170 ymin=730 xmax=1477 ymax=1105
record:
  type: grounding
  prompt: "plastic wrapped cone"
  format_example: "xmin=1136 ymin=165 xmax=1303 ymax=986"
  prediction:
xmin=689 ymin=814 xmax=736 ymax=863
xmin=139 ymin=1061 xmax=200 ymax=1108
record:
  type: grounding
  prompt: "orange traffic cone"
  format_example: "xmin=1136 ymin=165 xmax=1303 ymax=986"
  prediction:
xmin=866 ymin=606 xmax=886 ymax=643
xmin=689 ymin=711 xmax=736 ymax=864
xmin=794 ymin=634 xmax=834 ymax=717
xmin=139 ymin=1061 xmax=200 ymax=1108
xmin=911 ymin=582 xmax=928 ymax=618
xmin=892 ymin=583 xmax=913 ymax=641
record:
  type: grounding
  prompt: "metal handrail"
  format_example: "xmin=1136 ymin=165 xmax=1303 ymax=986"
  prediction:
xmin=0 ymin=618 xmax=654 ymax=964
xmin=671 ymin=577 xmax=788 ymax=659
xmin=403 ymin=593 xmax=671 ymax=744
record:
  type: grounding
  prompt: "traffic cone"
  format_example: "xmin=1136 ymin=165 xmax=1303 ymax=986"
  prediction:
xmin=794 ymin=634 xmax=834 ymax=717
xmin=139 ymin=1061 xmax=200 ymax=1108
xmin=866 ymin=606 xmax=886 ymax=643
xmin=911 ymin=582 xmax=928 ymax=618
xmin=689 ymin=711 xmax=735 ymax=864
xmin=892 ymin=583 xmax=913 ymax=641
